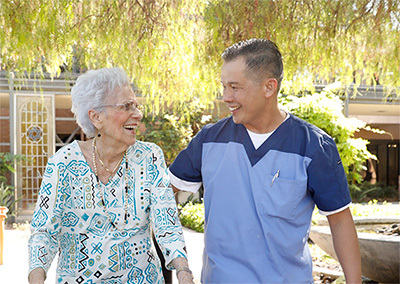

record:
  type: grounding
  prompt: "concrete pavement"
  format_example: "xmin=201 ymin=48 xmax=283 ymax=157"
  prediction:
xmin=0 ymin=226 xmax=204 ymax=283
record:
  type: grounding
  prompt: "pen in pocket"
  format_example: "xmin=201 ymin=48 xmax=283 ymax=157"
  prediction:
xmin=270 ymin=170 xmax=280 ymax=187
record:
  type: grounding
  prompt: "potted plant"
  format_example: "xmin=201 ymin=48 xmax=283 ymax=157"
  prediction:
xmin=0 ymin=153 xmax=27 ymax=222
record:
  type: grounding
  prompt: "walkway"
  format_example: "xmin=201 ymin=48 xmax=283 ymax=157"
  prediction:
xmin=0 ymin=226 xmax=204 ymax=283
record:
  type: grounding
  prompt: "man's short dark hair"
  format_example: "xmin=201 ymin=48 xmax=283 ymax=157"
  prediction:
xmin=222 ymin=39 xmax=283 ymax=90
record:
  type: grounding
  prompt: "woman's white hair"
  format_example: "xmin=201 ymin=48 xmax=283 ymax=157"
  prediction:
xmin=71 ymin=67 xmax=130 ymax=138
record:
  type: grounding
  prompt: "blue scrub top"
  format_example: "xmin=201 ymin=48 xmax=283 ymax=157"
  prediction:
xmin=170 ymin=115 xmax=351 ymax=283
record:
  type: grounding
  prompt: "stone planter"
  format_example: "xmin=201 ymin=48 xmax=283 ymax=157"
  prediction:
xmin=309 ymin=217 xmax=400 ymax=283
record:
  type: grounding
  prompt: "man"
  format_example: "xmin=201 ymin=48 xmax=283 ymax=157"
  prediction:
xmin=169 ymin=39 xmax=361 ymax=283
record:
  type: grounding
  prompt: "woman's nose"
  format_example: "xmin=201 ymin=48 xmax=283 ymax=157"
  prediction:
xmin=132 ymin=109 xmax=143 ymax=121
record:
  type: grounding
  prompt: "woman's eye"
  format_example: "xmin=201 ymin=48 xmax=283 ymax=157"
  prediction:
xmin=123 ymin=102 xmax=133 ymax=111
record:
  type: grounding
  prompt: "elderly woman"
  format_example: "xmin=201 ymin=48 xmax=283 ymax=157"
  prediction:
xmin=28 ymin=67 xmax=194 ymax=284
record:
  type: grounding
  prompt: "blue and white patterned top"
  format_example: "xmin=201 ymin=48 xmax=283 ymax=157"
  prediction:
xmin=28 ymin=140 xmax=187 ymax=284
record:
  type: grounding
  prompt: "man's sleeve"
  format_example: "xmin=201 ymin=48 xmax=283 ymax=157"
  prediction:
xmin=169 ymin=129 xmax=204 ymax=185
xmin=307 ymin=135 xmax=352 ymax=213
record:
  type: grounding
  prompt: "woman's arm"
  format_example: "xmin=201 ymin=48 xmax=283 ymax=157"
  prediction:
xmin=171 ymin=257 xmax=194 ymax=283
xmin=28 ymin=267 xmax=46 ymax=284
xmin=28 ymin=156 xmax=64 ymax=281
xmin=148 ymin=145 xmax=194 ymax=283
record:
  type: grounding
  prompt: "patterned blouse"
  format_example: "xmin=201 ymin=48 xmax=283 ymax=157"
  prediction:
xmin=28 ymin=140 xmax=187 ymax=284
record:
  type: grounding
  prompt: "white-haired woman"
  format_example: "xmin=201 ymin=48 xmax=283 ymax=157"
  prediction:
xmin=28 ymin=67 xmax=194 ymax=284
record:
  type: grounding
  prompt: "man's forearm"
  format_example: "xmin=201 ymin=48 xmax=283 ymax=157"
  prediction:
xmin=328 ymin=209 xmax=362 ymax=283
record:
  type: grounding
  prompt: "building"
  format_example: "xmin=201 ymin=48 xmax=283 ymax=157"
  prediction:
xmin=0 ymin=72 xmax=80 ymax=220
xmin=340 ymin=85 xmax=399 ymax=187
xmin=0 ymin=72 xmax=399 ymax=220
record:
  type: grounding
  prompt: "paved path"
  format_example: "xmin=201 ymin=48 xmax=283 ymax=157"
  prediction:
xmin=0 ymin=226 xmax=204 ymax=283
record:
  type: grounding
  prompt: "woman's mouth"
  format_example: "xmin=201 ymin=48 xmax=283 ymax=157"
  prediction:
xmin=124 ymin=125 xmax=137 ymax=131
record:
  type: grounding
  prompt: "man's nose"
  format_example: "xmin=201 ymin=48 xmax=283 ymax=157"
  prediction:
xmin=223 ymin=89 xmax=233 ymax=103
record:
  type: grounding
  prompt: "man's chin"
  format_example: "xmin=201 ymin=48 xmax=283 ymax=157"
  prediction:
xmin=231 ymin=115 xmax=241 ymax=125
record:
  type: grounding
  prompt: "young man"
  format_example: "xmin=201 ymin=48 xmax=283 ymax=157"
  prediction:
xmin=169 ymin=39 xmax=361 ymax=283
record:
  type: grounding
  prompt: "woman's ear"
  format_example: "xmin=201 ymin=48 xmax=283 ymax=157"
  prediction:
xmin=263 ymin=78 xmax=278 ymax=98
xmin=88 ymin=109 xmax=102 ymax=130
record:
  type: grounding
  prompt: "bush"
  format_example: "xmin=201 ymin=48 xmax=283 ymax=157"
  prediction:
xmin=280 ymin=85 xmax=378 ymax=185
xmin=179 ymin=202 xmax=205 ymax=233
xmin=138 ymin=113 xmax=193 ymax=166
xmin=0 ymin=182 xmax=20 ymax=217
xmin=138 ymin=98 xmax=213 ymax=166
xmin=350 ymin=182 xmax=398 ymax=202
xmin=0 ymin=152 xmax=28 ymax=220
xmin=181 ymin=199 xmax=400 ymax=232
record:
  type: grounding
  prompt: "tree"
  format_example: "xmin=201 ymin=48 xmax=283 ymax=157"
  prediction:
xmin=203 ymin=0 xmax=400 ymax=95
xmin=1 ymin=0 xmax=399 ymax=112
xmin=280 ymin=85 xmax=377 ymax=184
xmin=0 ymin=0 xmax=214 ymax=112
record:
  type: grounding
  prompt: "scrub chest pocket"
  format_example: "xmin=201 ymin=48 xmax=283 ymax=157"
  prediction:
xmin=260 ymin=173 xmax=307 ymax=220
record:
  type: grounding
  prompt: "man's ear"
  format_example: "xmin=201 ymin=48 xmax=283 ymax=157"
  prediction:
xmin=88 ymin=109 xmax=102 ymax=129
xmin=263 ymin=78 xmax=278 ymax=98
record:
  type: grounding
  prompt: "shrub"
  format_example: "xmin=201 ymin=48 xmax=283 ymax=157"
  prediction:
xmin=313 ymin=199 xmax=399 ymax=224
xmin=280 ymin=85 xmax=378 ymax=185
xmin=138 ymin=113 xmax=193 ymax=166
xmin=179 ymin=202 xmax=205 ymax=233
xmin=0 ymin=182 xmax=20 ymax=218
xmin=350 ymin=182 xmax=398 ymax=202
xmin=0 ymin=152 xmax=28 ymax=220
xmin=138 ymin=98 xmax=213 ymax=166
xmin=180 ymin=200 xmax=399 ymax=232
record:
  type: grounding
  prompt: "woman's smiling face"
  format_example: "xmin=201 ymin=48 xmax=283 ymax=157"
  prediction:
xmin=98 ymin=85 xmax=143 ymax=149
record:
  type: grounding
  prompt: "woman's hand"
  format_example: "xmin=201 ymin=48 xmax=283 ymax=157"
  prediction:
xmin=171 ymin=257 xmax=195 ymax=284
xmin=28 ymin=267 xmax=46 ymax=284
xmin=177 ymin=270 xmax=195 ymax=284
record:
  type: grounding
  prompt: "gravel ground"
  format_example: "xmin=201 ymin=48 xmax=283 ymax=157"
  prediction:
xmin=310 ymin=242 xmax=344 ymax=283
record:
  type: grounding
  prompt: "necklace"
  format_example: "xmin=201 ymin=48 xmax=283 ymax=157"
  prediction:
xmin=92 ymin=138 xmax=129 ymax=232
xmin=93 ymin=137 xmax=124 ymax=176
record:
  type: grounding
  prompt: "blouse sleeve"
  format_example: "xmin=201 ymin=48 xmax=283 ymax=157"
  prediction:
xmin=148 ymin=144 xmax=188 ymax=269
xmin=28 ymin=154 xmax=65 ymax=276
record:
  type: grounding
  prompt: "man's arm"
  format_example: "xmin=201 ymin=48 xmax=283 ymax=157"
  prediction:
xmin=327 ymin=208 xmax=362 ymax=283
xmin=171 ymin=184 xmax=181 ymax=193
xmin=168 ymin=168 xmax=202 ymax=194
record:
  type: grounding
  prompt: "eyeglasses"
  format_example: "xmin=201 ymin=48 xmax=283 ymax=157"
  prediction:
xmin=96 ymin=101 xmax=142 ymax=113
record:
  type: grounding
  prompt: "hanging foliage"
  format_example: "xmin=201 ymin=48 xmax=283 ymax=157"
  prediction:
xmin=1 ymin=0 xmax=399 ymax=112
xmin=0 ymin=0 xmax=216 ymax=112
xmin=203 ymin=0 xmax=400 ymax=95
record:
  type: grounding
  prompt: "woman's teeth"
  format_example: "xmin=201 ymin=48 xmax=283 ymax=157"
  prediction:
xmin=124 ymin=125 xmax=137 ymax=130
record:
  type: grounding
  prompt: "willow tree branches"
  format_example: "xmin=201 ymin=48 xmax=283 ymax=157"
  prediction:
xmin=204 ymin=0 xmax=400 ymax=95
xmin=1 ymin=0 xmax=399 ymax=112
